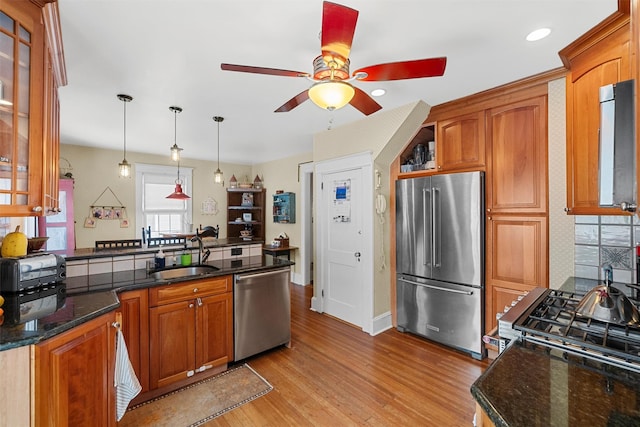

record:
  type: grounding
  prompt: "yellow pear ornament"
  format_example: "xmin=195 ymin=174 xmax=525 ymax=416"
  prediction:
xmin=1 ymin=225 xmax=28 ymax=257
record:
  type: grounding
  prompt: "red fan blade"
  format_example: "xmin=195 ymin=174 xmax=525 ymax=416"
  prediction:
xmin=275 ymin=90 xmax=310 ymax=113
xmin=321 ymin=1 xmax=359 ymax=62
xmin=354 ymin=57 xmax=447 ymax=81
xmin=349 ymin=86 xmax=382 ymax=116
xmin=221 ymin=63 xmax=310 ymax=78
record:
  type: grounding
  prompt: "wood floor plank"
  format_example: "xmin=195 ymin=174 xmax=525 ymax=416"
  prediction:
xmin=204 ymin=284 xmax=490 ymax=426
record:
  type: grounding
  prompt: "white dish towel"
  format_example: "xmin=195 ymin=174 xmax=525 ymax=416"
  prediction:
xmin=115 ymin=328 xmax=142 ymax=421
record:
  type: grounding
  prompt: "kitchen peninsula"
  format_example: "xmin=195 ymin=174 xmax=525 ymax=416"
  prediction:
xmin=0 ymin=238 xmax=293 ymax=426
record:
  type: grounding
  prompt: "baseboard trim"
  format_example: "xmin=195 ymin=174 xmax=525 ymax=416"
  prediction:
xmin=370 ymin=311 xmax=392 ymax=336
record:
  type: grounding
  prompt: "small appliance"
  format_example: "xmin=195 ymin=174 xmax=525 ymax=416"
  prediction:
xmin=0 ymin=253 xmax=66 ymax=293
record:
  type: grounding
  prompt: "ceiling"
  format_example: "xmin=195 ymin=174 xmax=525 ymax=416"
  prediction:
xmin=57 ymin=0 xmax=617 ymax=165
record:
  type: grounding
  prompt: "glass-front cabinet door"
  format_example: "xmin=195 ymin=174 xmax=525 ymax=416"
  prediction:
xmin=0 ymin=2 xmax=45 ymax=216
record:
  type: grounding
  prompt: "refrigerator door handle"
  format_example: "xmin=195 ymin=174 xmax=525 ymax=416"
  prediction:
xmin=423 ymin=187 xmax=431 ymax=267
xmin=399 ymin=277 xmax=474 ymax=296
xmin=432 ymin=186 xmax=441 ymax=268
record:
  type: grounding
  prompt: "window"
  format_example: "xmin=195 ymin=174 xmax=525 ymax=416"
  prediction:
xmin=135 ymin=163 xmax=193 ymax=237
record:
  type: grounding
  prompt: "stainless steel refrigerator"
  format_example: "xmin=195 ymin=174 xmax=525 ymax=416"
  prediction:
xmin=396 ymin=171 xmax=485 ymax=359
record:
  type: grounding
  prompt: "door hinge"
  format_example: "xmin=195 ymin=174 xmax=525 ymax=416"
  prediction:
xmin=187 ymin=370 xmax=195 ymax=377
xmin=322 ymin=289 xmax=324 ymax=297
xmin=321 ymin=182 xmax=324 ymax=190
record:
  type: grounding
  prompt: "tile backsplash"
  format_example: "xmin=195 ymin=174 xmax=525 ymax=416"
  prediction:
xmin=574 ymin=215 xmax=640 ymax=284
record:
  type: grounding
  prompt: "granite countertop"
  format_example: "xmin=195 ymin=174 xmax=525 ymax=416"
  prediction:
xmin=471 ymin=277 xmax=640 ymax=426
xmin=0 ymin=254 xmax=292 ymax=351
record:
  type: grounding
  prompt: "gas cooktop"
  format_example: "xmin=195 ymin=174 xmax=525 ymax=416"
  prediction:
xmin=501 ymin=288 xmax=640 ymax=373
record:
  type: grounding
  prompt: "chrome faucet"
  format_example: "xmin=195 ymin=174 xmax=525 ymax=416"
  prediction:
xmin=190 ymin=235 xmax=209 ymax=265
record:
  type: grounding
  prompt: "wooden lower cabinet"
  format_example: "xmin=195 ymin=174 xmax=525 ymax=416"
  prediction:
xmin=485 ymin=215 xmax=547 ymax=332
xmin=149 ymin=276 xmax=233 ymax=390
xmin=475 ymin=403 xmax=496 ymax=427
xmin=118 ymin=289 xmax=150 ymax=393
xmin=35 ymin=311 xmax=117 ymax=427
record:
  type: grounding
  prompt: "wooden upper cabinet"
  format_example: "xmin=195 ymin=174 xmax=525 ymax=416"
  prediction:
xmin=485 ymin=96 xmax=548 ymax=214
xmin=560 ymin=11 xmax=631 ymax=215
xmin=436 ymin=110 xmax=486 ymax=171
xmin=0 ymin=1 xmax=66 ymax=216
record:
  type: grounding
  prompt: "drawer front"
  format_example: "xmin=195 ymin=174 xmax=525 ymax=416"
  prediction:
xmin=149 ymin=276 xmax=232 ymax=306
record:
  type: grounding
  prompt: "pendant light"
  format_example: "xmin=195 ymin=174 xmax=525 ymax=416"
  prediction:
xmin=169 ymin=106 xmax=183 ymax=161
xmin=213 ymin=116 xmax=224 ymax=185
xmin=117 ymin=94 xmax=133 ymax=178
xmin=166 ymin=106 xmax=190 ymax=199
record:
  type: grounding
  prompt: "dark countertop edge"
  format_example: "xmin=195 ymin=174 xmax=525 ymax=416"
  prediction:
xmin=470 ymin=347 xmax=511 ymax=427
xmin=63 ymin=238 xmax=264 ymax=261
xmin=0 ymin=256 xmax=293 ymax=351
xmin=0 ymin=295 xmax=120 ymax=351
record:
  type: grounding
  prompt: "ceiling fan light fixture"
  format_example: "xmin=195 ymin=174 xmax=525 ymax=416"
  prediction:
xmin=308 ymin=80 xmax=355 ymax=111
xmin=526 ymin=27 xmax=551 ymax=42
xmin=371 ymin=88 xmax=386 ymax=97
xmin=117 ymin=94 xmax=133 ymax=178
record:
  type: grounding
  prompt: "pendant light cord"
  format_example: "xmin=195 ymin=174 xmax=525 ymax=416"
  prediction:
xmin=122 ymin=99 xmax=127 ymax=159
xmin=217 ymin=120 xmax=220 ymax=169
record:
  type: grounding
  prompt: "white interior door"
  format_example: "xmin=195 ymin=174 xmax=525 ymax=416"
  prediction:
xmin=321 ymin=168 xmax=364 ymax=326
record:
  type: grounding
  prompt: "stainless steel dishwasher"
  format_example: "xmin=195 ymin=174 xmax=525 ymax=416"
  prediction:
xmin=234 ymin=267 xmax=291 ymax=361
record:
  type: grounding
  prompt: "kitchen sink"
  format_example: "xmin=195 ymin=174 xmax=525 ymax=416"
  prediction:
xmin=151 ymin=265 xmax=219 ymax=281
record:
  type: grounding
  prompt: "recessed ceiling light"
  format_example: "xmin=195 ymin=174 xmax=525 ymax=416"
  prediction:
xmin=526 ymin=28 xmax=551 ymax=42
xmin=371 ymin=88 xmax=386 ymax=97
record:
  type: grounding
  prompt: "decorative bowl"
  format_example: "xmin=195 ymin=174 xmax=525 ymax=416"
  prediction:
xmin=28 ymin=237 xmax=49 ymax=252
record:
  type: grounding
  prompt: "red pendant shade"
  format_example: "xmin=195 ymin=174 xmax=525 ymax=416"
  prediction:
xmin=166 ymin=182 xmax=190 ymax=199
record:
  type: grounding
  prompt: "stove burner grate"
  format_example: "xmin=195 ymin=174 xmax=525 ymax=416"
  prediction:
xmin=514 ymin=289 xmax=640 ymax=373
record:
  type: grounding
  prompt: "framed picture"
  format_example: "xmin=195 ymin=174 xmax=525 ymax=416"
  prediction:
xmin=119 ymin=218 xmax=129 ymax=228
xmin=92 ymin=207 xmax=103 ymax=219
xmin=243 ymin=213 xmax=252 ymax=222
xmin=113 ymin=208 xmax=123 ymax=219
xmin=84 ymin=217 xmax=96 ymax=228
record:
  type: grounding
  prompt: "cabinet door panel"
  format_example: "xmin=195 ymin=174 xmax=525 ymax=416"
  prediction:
xmin=197 ymin=293 xmax=234 ymax=369
xmin=564 ymin=22 xmax=631 ymax=215
xmin=486 ymin=96 xmax=547 ymax=213
xmin=119 ymin=289 xmax=150 ymax=392
xmin=149 ymin=301 xmax=196 ymax=389
xmin=35 ymin=312 xmax=115 ymax=427
xmin=436 ymin=111 xmax=485 ymax=171
xmin=486 ymin=215 xmax=547 ymax=289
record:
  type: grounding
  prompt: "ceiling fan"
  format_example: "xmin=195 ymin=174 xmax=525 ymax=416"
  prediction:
xmin=221 ymin=1 xmax=446 ymax=116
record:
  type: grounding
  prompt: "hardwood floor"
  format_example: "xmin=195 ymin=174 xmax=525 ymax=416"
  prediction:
xmin=210 ymin=284 xmax=491 ymax=426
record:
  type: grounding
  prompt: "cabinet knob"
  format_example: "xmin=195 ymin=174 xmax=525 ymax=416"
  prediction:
xmin=487 ymin=216 xmax=492 ymax=220
xmin=189 ymin=303 xmax=194 ymax=308
xmin=32 ymin=206 xmax=43 ymax=212
xmin=564 ymin=207 xmax=571 ymax=213
xmin=193 ymin=288 xmax=198 ymax=293
xmin=487 ymin=208 xmax=491 ymax=213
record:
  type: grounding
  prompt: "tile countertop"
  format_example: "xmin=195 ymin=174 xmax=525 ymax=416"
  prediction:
xmin=0 ymin=255 xmax=292 ymax=352
xmin=63 ymin=237 xmax=263 ymax=261
xmin=471 ymin=277 xmax=640 ymax=427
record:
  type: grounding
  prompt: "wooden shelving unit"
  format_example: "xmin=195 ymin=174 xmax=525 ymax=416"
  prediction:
xmin=226 ymin=188 xmax=265 ymax=241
